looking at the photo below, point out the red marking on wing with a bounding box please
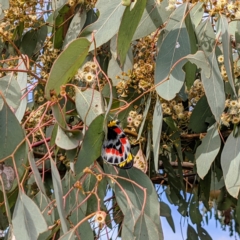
[113,127,122,134]
[120,137,127,145]
[105,147,124,157]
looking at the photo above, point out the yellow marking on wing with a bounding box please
[118,153,132,167]
[126,153,132,162]
[108,120,118,127]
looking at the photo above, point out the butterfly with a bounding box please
[101,120,133,169]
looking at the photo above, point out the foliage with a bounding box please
[0,0,240,239]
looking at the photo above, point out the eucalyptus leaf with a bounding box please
[75,87,104,126]
[45,38,90,99]
[201,51,225,122]
[62,8,87,49]
[196,123,221,179]
[80,0,125,51]
[55,125,82,150]
[50,159,68,233]
[0,96,28,193]
[20,30,38,57]
[189,96,213,133]
[187,224,198,240]
[12,192,48,240]
[155,4,191,99]
[117,0,147,64]
[15,58,28,122]
[152,97,162,172]
[75,114,104,174]
[133,0,172,40]
[0,74,21,110]
[218,15,236,96]
[221,130,240,198]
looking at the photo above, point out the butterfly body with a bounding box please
[102,120,133,169]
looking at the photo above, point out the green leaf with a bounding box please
[75,114,104,174]
[75,87,104,126]
[55,125,82,150]
[50,159,68,233]
[221,130,240,198]
[28,151,46,195]
[117,0,147,64]
[83,8,98,29]
[189,195,202,224]
[184,8,198,90]
[133,0,172,40]
[33,191,55,240]
[189,2,204,29]
[0,96,28,192]
[34,25,48,54]
[61,173,94,240]
[218,14,236,96]
[137,94,151,140]
[45,38,90,99]
[186,51,210,75]
[196,123,221,179]
[62,7,87,49]
[160,201,175,232]
[197,225,212,240]
[51,0,66,10]
[0,173,12,226]
[15,59,28,122]
[12,192,48,240]
[152,97,162,171]
[236,21,240,53]
[201,51,225,122]
[51,102,67,128]
[195,19,215,55]
[108,36,133,86]
[0,208,8,230]
[59,230,76,240]
[20,30,38,57]
[61,171,84,212]
[199,169,211,210]
[122,206,163,240]
[33,191,55,225]
[105,167,163,239]
[83,170,107,215]
[186,224,198,240]
[155,4,191,99]
[0,74,21,110]
[80,0,125,51]
[53,5,70,49]
[189,96,213,133]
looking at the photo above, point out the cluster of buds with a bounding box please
[127,111,143,132]
[165,0,177,11]
[38,39,60,80]
[75,61,98,85]
[116,32,157,97]
[26,106,50,142]
[187,79,205,107]
[161,99,190,121]
[221,99,240,127]
[116,78,131,97]
[2,0,40,41]
[218,55,240,81]
[133,149,147,173]
[34,88,45,104]
[208,0,240,19]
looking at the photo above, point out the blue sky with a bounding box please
[161,205,239,240]
[98,189,239,240]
